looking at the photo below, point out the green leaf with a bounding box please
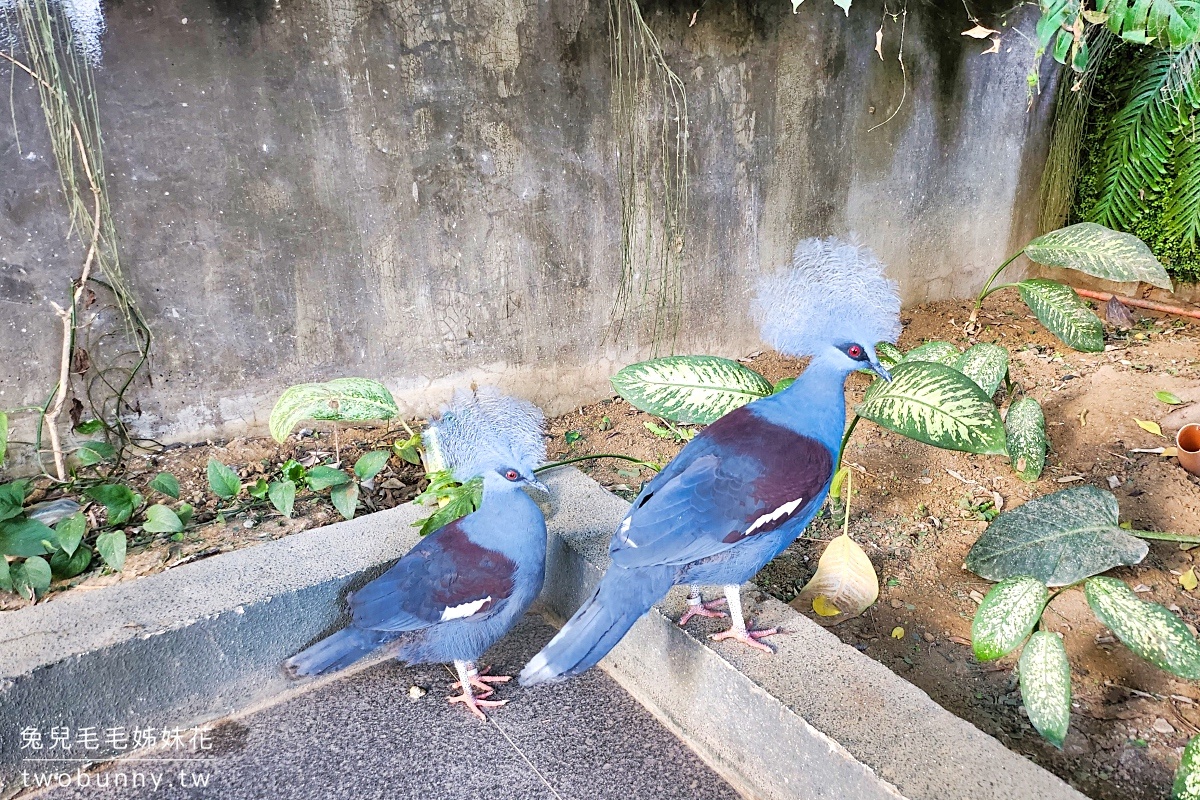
[1174,734,1200,800]
[85,484,137,527]
[354,450,391,482]
[414,478,483,536]
[331,482,359,520]
[177,503,194,527]
[854,361,1008,455]
[564,430,583,445]
[955,343,1010,397]
[206,459,241,500]
[1019,631,1072,748]
[73,419,104,435]
[249,478,269,499]
[0,554,11,591]
[1017,279,1105,352]
[1086,576,1200,679]
[76,441,116,466]
[0,480,28,523]
[771,377,796,395]
[305,465,352,491]
[966,486,1147,585]
[0,517,56,557]
[54,513,86,556]
[1024,223,1173,289]
[50,544,92,579]
[875,342,904,369]
[611,355,774,425]
[0,410,7,464]
[269,480,296,518]
[150,472,181,499]
[142,504,183,534]
[1158,390,1184,405]
[1005,398,1048,482]
[393,435,423,465]
[1097,0,1200,48]
[12,556,51,600]
[972,577,1051,661]
[903,341,961,367]
[95,530,127,572]
[268,378,399,443]
[280,459,307,484]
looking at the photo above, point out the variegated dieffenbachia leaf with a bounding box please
[955,343,1009,397]
[972,576,1050,661]
[875,341,904,369]
[966,486,1146,585]
[902,341,960,367]
[1024,223,1172,289]
[854,361,1007,455]
[1174,735,1200,800]
[1017,279,1105,353]
[1005,398,1047,482]
[1019,631,1072,748]
[269,378,399,443]
[1086,576,1200,680]
[611,356,773,425]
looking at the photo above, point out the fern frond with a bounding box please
[1088,48,1188,229]
[1164,122,1200,246]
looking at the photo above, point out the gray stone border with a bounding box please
[0,468,1085,799]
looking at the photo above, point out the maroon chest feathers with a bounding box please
[430,521,517,611]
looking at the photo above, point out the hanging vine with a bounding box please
[606,0,689,353]
[1,0,151,479]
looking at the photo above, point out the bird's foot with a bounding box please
[447,690,508,722]
[678,597,728,627]
[709,623,779,654]
[451,668,512,699]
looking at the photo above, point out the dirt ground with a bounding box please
[5,293,1200,799]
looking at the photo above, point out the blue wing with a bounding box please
[610,405,834,570]
[349,517,516,632]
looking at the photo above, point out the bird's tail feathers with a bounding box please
[520,565,674,686]
[284,627,384,678]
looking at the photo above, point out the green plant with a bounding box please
[970,223,1173,352]
[966,486,1200,746]
[611,341,1047,487]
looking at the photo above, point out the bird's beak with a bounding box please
[527,478,550,495]
[870,360,893,383]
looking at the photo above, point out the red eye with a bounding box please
[847,345,863,359]
[505,470,519,481]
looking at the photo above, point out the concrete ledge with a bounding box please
[538,468,1086,800]
[0,469,1086,800]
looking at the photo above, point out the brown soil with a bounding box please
[548,294,1200,800]
[6,294,1200,799]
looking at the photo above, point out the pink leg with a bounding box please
[707,585,779,654]
[449,661,509,721]
[678,586,728,626]
[450,664,511,699]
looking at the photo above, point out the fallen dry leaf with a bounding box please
[891,626,906,639]
[1136,418,1165,437]
[961,24,999,38]
[875,26,884,60]
[1182,568,1198,592]
[794,534,879,626]
[982,36,1001,54]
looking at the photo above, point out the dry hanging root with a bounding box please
[1,47,104,480]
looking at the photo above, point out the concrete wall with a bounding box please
[0,0,1055,444]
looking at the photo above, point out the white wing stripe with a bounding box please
[745,497,805,536]
[440,596,492,621]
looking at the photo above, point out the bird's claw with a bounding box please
[678,597,728,626]
[451,672,512,699]
[447,692,508,721]
[709,624,779,654]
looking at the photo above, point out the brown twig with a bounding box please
[1073,287,1200,321]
